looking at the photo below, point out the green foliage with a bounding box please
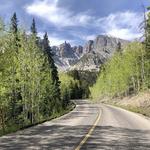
[0,13,68,135]
[59,70,97,104]
[59,73,79,107]
[145,9,150,88]
[10,12,18,34]
[31,18,37,35]
[42,32,61,98]
[91,7,150,101]
[67,70,98,98]
[114,104,150,118]
[90,42,146,100]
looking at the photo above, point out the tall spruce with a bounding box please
[42,32,62,111]
[31,18,37,36]
[0,14,72,136]
[10,12,20,48]
[43,32,60,86]
[30,18,40,46]
[9,12,21,122]
[10,12,18,34]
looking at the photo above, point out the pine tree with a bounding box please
[10,12,18,34]
[31,18,37,36]
[43,33,60,87]
[42,32,62,111]
[30,18,40,47]
[9,12,20,122]
[10,12,20,49]
[0,14,72,135]
[10,12,20,47]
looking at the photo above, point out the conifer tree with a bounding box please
[9,12,20,122]
[31,18,37,36]
[42,32,62,111]
[0,14,72,135]
[10,12,18,34]
[43,33,60,89]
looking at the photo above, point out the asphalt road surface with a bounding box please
[0,100,150,150]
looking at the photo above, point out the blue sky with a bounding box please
[0,0,149,46]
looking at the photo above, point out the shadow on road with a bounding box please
[0,124,150,150]
[81,126,150,150]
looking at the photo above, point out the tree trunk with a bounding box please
[0,107,5,133]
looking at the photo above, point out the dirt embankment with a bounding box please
[102,90,150,117]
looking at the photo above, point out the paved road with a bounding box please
[81,104,150,150]
[0,100,150,150]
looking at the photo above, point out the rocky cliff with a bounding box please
[51,35,129,71]
[72,35,128,71]
[51,42,83,70]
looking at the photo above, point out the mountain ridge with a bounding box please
[51,35,129,71]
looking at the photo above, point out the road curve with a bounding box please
[0,100,99,150]
[0,100,150,150]
[81,104,150,150]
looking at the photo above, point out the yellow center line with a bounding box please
[75,108,102,150]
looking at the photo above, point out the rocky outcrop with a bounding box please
[83,35,128,55]
[51,46,60,56]
[93,35,128,54]
[51,42,83,70]
[71,35,128,71]
[59,41,74,58]
[73,45,83,56]
[83,40,94,53]
[71,52,105,71]
[51,35,129,71]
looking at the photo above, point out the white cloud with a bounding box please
[98,11,143,40]
[25,0,144,41]
[38,32,75,46]
[47,37,65,46]
[107,28,142,40]
[25,0,93,27]
[84,34,97,41]
[70,31,97,41]
[69,11,143,41]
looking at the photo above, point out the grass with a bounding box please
[0,101,76,137]
[113,104,150,118]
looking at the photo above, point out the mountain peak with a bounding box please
[52,35,129,71]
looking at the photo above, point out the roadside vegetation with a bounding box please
[90,42,146,99]
[0,12,97,136]
[59,70,98,101]
[90,7,150,116]
[0,13,76,136]
[67,70,98,99]
[118,105,150,118]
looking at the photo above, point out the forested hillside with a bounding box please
[90,8,150,103]
[0,13,76,136]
